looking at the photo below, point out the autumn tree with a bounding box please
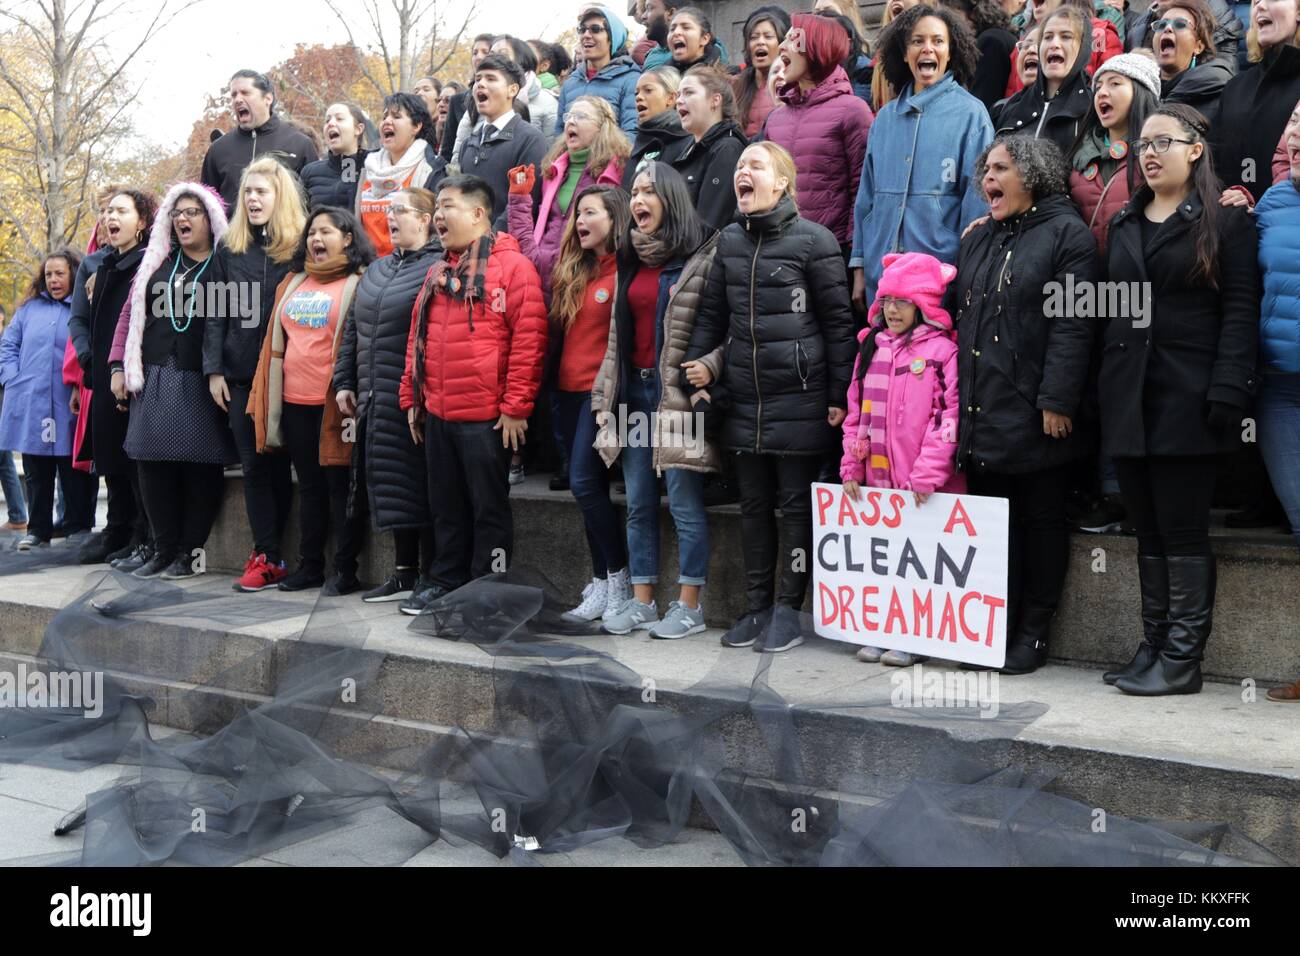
[323,0,479,99]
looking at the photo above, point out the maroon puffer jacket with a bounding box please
[763,66,873,245]
[1068,158,1134,258]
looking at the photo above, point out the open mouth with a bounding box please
[636,98,648,119]
[779,52,791,69]
[380,124,395,143]
[1289,143,1300,166]
[176,222,193,241]
[736,178,755,203]
[435,222,449,239]
[677,103,690,124]
[632,206,653,229]
[576,225,591,243]
[309,241,329,261]
[752,46,770,65]
[1159,34,1178,55]
[1097,101,1113,120]
[107,224,121,240]
[326,128,341,144]
[235,105,251,124]
[985,186,1005,212]
[1256,13,1274,31]
[566,127,581,145]
[916,57,939,77]
[1143,159,1163,177]
[671,37,688,55]
[1045,51,1066,68]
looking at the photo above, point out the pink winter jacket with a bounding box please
[508,153,623,303]
[839,323,965,495]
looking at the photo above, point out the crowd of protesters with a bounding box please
[2,0,1299,703]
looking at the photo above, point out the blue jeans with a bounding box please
[621,372,709,586]
[556,389,626,578]
[1258,374,1300,549]
[0,451,27,524]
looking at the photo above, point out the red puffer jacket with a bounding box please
[1068,158,1134,258]
[399,232,547,422]
[763,66,873,245]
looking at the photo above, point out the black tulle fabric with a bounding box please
[0,536,1284,866]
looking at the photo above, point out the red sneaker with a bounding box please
[234,553,287,592]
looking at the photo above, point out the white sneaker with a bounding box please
[565,577,608,621]
[603,568,632,621]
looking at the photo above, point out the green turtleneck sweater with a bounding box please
[558,148,589,214]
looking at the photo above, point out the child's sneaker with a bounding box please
[881,649,925,667]
[565,577,608,621]
[856,646,886,663]
[603,568,632,621]
[648,601,705,639]
[603,598,658,635]
[234,553,287,592]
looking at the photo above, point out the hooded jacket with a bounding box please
[0,292,77,456]
[1212,42,1300,204]
[333,236,442,530]
[623,111,695,188]
[951,194,1099,475]
[555,54,642,136]
[200,115,319,213]
[849,73,992,306]
[683,197,857,456]
[994,21,1094,157]
[1257,181,1300,375]
[673,120,748,233]
[399,232,548,422]
[764,65,874,245]
[1160,58,1234,129]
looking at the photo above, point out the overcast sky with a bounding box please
[127,0,632,149]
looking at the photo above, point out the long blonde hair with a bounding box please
[743,142,799,208]
[1246,14,1300,63]
[872,2,897,111]
[222,157,307,263]
[550,185,631,329]
[543,96,631,181]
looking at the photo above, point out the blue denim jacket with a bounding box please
[848,74,993,305]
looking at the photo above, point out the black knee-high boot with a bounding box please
[1115,554,1213,696]
[1104,554,1169,685]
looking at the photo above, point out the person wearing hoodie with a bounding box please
[673,66,749,231]
[201,70,319,213]
[1003,0,1121,99]
[106,182,235,579]
[634,0,680,71]
[205,157,307,592]
[994,4,1096,154]
[1068,52,1161,254]
[332,188,442,606]
[357,92,446,257]
[765,14,874,255]
[491,35,560,141]
[666,7,730,73]
[841,253,965,667]
[733,6,791,137]
[684,142,856,654]
[399,175,548,612]
[1128,0,1243,63]
[301,103,372,211]
[624,66,693,188]
[849,5,992,312]
[507,95,631,303]
[557,5,642,136]
[1156,0,1235,128]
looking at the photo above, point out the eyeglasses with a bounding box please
[1133,135,1197,154]
[170,207,206,220]
[388,203,415,216]
[1152,17,1193,31]
[566,110,599,124]
[878,297,914,310]
[578,23,607,34]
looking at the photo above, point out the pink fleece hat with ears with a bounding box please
[867,252,958,331]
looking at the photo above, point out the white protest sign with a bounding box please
[810,482,1009,668]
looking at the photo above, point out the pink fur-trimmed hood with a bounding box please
[122,182,229,393]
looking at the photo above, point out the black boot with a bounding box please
[1115,554,1213,696]
[1103,554,1168,685]
[1000,605,1054,675]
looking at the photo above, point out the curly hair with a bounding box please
[939,0,1012,36]
[109,188,160,250]
[876,5,981,94]
[975,133,1070,202]
[22,247,82,305]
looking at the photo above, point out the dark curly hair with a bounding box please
[22,247,82,305]
[109,188,160,250]
[291,206,376,274]
[876,4,981,94]
[382,91,437,148]
[975,133,1070,201]
[939,0,1012,36]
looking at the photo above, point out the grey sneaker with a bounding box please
[881,649,925,667]
[602,598,659,635]
[855,646,885,663]
[648,600,705,640]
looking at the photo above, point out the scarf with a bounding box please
[304,253,352,283]
[410,234,495,402]
[361,140,430,201]
[630,228,673,267]
[861,338,893,487]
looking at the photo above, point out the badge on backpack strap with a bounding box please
[910,358,925,376]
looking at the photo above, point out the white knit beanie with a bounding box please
[1093,52,1163,100]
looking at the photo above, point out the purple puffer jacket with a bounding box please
[763,67,874,245]
[507,153,623,305]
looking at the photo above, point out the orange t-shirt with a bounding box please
[280,275,345,405]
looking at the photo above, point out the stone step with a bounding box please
[0,564,1295,863]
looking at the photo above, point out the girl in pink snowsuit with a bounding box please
[840,251,964,666]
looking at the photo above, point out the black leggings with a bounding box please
[228,383,293,562]
[734,452,823,613]
[966,464,1072,638]
[281,402,357,575]
[1114,456,1216,557]
[137,460,225,561]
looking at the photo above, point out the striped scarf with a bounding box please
[862,340,893,487]
[410,234,493,403]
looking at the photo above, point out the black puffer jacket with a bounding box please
[1160,58,1234,129]
[672,120,748,233]
[623,112,695,189]
[1211,43,1300,204]
[1099,195,1259,458]
[202,229,294,384]
[952,194,1099,475]
[684,196,856,455]
[301,149,370,211]
[333,236,441,530]
[992,22,1093,157]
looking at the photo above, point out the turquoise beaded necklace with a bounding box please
[168,250,213,333]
